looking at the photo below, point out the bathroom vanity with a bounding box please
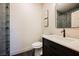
[42,35,79,56]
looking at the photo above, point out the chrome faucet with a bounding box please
[61,28,66,37]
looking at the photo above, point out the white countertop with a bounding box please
[42,34,79,52]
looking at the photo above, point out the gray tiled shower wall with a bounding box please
[0,3,10,56]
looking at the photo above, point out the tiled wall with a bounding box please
[5,3,10,56]
[0,3,10,56]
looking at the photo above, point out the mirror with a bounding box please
[56,3,79,28]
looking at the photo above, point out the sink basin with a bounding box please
[43,34,77,43]
[55,36,76,43]
[65,38,74,41]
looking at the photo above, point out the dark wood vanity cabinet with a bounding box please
[43,38,79,56]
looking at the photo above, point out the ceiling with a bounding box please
[56,3,79,13]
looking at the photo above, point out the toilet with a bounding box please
[32,42,42,56]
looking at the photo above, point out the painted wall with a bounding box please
[10,3,43,55]
[71,10,79,27]
[43,3,79,39]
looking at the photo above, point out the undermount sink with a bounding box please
[63,37,78,42]
[55,36,77,43]
[43,34,77,43]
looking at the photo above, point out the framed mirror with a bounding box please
[55,3,79,28]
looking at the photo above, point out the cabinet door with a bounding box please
[43,38,63,56]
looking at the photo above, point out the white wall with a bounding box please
[71,10,79,27]
[42,4,56,35]
[43,3,79,39]
[10,3,43,55]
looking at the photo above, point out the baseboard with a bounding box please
[12,49,34,56]
[10,48,33,56]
